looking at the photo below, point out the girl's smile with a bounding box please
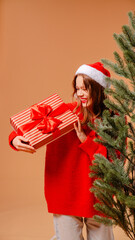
[80,98,87,103]
[76,75,90,107]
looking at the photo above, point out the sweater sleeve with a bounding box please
[8,131,18,151]
[79,130,107,161]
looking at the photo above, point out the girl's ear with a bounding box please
[74,93,78,99]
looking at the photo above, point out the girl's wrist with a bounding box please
[79,133,87,143]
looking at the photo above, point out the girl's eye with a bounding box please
[76,88,87,91]
[82,88,87,91]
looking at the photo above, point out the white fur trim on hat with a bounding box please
[75,64,109,88]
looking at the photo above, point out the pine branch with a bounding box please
[122,25,135,47]
[128,12,135,30]
[113,51,125,68]
[126,156,134,175]
[127,63,135,90]
[124,50,135,64]
[88,12,135,238]
[104,99,126,114]
[106,78,135,102]
[128,122,135,139]
[113,33,132,52]
[101,58,130,78]
[93,215,114,226]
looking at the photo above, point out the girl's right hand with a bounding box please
[12,136,36,153]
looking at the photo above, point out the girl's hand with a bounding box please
[74,118,87,143]
[12,136,36,153]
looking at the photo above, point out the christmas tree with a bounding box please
[89,12,135,240]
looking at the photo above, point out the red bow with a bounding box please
[17,103,69,136]
[31,104,62,133]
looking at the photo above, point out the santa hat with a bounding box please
[75,62,111,88]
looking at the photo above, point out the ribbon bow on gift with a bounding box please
[31,104,62,133]
[17,103,69,136]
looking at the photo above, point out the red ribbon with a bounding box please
[17,103,69,136]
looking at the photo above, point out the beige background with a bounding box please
[1,0,135,239]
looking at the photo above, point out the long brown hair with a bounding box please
[72,74,107,124]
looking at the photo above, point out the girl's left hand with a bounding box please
[74,117,87,143]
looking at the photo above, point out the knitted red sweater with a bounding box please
[9,102,107,218]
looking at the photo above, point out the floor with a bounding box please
[0,205,54,240]
[0,205,129,240]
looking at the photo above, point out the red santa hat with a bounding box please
[75,62,111,88]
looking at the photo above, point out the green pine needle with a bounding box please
[88,11,135,239]
[122,25,135,47]
[128,12,135,30]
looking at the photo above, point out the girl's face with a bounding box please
[76,75,90,107]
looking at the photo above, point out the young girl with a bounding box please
[9,62,114,240]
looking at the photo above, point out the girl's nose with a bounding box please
[77,89,83,96]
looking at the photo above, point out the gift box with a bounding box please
[10,94,78,149]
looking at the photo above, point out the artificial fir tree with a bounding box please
[89,12,135,240]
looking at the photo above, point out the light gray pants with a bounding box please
[52,214,114,240]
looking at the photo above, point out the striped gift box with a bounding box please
[10,94,78,149]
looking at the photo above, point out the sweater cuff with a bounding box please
[8,131,18,151]
[79,131,98,158]
[79,130,107,160]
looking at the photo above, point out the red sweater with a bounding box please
[9,102,107,218]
